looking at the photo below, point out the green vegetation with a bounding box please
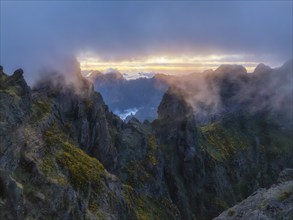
[227,208,236,216]
[244,114,293,155]
[119,134,162,190]
[41,124,178,219]
[32,98,52,121]
[278,190,292,201]
[0,86,19,97]
[40,155,55,176]
[83,98,94,109]
[123,160,151,188]
[147,135,158,166]
[56,143,106,190]
[123,186,179,220]
[267,128,292,155]
[215,197,230,210]
[43,125,106,192]
[199,122,248,161]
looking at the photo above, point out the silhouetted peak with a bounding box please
[6,68,27,86]
[202,69,214,74]
[153,73,175,85]
[215,64,247,75]
[83,70,103,82]
[0,65,8,79]
[127,117,141,126]
[253,63,272,74]
[13,68,24,77]
[153,73,169,79]
[157,86,193,120]
[103,68,124,79]
[278,59,293,72]
[105,72,124,80]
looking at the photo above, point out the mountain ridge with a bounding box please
[0,62,292,219]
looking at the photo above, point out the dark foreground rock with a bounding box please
[0,62,292,219]
[214,170,293,220]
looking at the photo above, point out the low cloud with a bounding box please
[163,60,292,123]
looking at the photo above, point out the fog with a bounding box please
[1,1,292,84]
[164,60,293,124]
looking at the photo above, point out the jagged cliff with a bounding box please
[0,67,177,219]
[215,169,293,220]
[0,62,292,220]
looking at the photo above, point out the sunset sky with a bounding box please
[0,1,292,82]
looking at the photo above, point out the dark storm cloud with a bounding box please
[0,1,292,83]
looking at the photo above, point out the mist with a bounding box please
[1,1,292,84]
[163,60,293,125]
[1,1,292,123]
[31,56,93,97]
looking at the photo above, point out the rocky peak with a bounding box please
[0,65,8,86]
[6,69,28,89]
[104,67,124,78]
[214,168,293,220]
[215,64,247,75]
[278,168,293,183]
[280,59,292,69]
[0,67,31,95]
[83,70,103,82]
[0,67,31,134]
[157,86,193,121]
[0,65,4,75]
[253,63,272,74]
[1,61,292,220]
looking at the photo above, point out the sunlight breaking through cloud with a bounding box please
[77,53,260,78]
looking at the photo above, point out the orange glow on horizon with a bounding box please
[77,54,259,76]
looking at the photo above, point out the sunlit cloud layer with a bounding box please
[1,1,291,83]
[77,53,260,77]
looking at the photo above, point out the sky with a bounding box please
[0,1,292,83]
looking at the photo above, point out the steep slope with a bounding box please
[214,169,293,220]
[0,67,177,220]
[0,61,292,220]
[152,82,292,219]
[91,71,168,122]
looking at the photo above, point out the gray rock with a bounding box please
[278,168,293,183]
[214,180,293,220]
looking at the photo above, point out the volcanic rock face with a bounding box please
[0,68,31,131]
[0,68,177,220]
[152,62,293,219]
[214,170,293,220]
[0,62,292,220]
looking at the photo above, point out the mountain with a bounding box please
[0,66,178,219]
[0,61,292,220]
[153,83,292,219]
[214,168,293,220]
[88,70,169,122]
[88,60,292,125]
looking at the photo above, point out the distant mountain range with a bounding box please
[84,70,169,122]
[0,60,292,219]
[84,60,292,126]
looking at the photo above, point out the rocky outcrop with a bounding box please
[0,61,292,220]
[0,68,31,131]
[278,168,293,183]
[0,67,177,219]
[253,63,272,75]
[214,169,293,220]
[152,81,293,219]
[157,86,194,121]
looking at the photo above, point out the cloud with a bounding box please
[0,1,292,84]
[164,60,292,124]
